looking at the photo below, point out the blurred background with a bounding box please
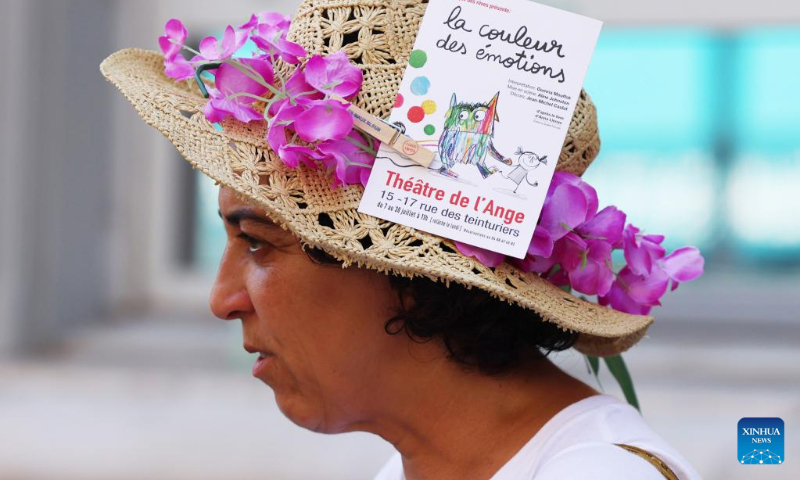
[1,0,799,478]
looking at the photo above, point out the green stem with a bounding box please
[194,62,221,98]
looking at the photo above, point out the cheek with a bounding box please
[246,260,401,430]
[247,256,397,394]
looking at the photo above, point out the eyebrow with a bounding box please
[218,208,280,229]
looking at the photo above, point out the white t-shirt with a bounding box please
[374,394,700,480]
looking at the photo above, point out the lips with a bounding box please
[252,352,273,378]
[245,342,275,378]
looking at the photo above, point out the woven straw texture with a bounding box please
[99,0,653,357]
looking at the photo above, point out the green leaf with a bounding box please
[584,355,603,391]
[604,355,640,412]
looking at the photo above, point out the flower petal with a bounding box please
[599,279,653,315]
[540,184,588,241]
[252,24,306,64]
[546,171,598,221]
[163,55,195,81]
[316,131,377,186]
[165,18,187,43]
[619,266,669,306]
[160,19,188,61]
[568,240,614,296]
[527,225,554,257]
[199,35,220,60]
[576,206,626,246]
[293,100,353,142]
[267,103,305,154]
[454,242,505,268]
[303,51,363,98]
[554,232,587,272]
[215,58,273,102]
[511,254,558,274]
[623,224,651,276]
[278,144,324,169]
[660,246,705,283]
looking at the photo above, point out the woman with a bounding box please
[212,187,696,479]
[100,0,703,477]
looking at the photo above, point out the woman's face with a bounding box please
[210,187,408,433]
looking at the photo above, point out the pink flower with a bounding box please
[512,226,555,273]
[204,87,263,123]
[159,19,186,60]
[547,171,599,221]
[217,58,274,97]
[158,19,195,81]
[454,242,505,268]
[536,172,599,256]
[359,167,372,188]
[565,239,614,297]
[292,99,353,142]
[267,69,324,116]
[598,244,704,313]
[203,58,273,123]
[576,206,626,247]
[623,224,666,276]
[554,232,588,272]
[303,51,363,99]
[278,144,325,169]
[512,253,558,275]
[599,266,669,315]
[198,25,250,61]
[251,23,306,64]
[660,246,705,291]
[240,11,291,33]
[316,131,377,187]
[267,103,305,166]
[527,225,554,258]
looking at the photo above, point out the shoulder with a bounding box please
[533,442,669,480]
[508,395,700,479]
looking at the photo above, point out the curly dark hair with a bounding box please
[304,246,578,375]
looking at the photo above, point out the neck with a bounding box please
[356,351,598,480]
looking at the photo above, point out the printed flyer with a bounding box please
[358,0,602,258]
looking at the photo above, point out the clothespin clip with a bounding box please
[330,94,435,168]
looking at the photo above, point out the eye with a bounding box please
[458,110,469,121]
[473,110,486,122]
[238,233,266,253]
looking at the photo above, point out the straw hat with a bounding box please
[99,0,653,357]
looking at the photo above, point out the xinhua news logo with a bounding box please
[738,417,784,465]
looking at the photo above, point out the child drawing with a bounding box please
[502,147,547,193]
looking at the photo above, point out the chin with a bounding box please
[274,391,328,433]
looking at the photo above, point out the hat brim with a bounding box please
[100,48,653,357]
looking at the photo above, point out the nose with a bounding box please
[209,247,254,321]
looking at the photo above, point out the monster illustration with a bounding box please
[435,92,513,179]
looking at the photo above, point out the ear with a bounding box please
[488,92,500,121]
[450,93,457,108]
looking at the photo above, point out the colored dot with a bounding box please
[395,93,404,108]
[421,99,437,114]
[407,106,425,123]
[409,50,428,68]
[410,76,430,95]
[424,124,436,135]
